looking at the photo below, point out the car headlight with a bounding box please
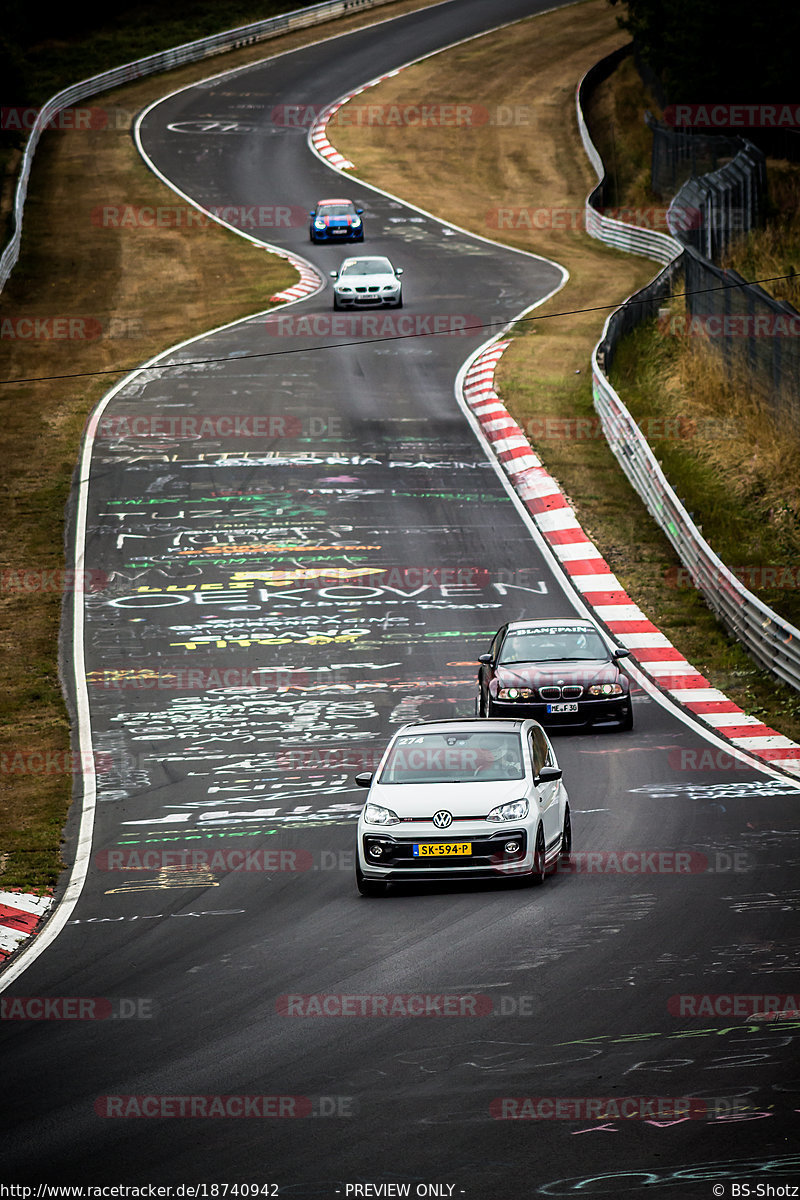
[363,803,400,826]
[486,798,529,822]
[588,683,624,696]
[314,219,326,229]
[382,284,398,291]
[337,285,353,293]
[497,687,533,700]
[350,216,361,227]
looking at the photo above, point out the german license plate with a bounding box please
[413,843,472,857]
[547,702,579,714]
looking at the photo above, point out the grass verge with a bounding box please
[722,161,800,309]
[330,0,800,743]
[0,0,442,895]
[590,52,800,630]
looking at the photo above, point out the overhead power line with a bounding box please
[0,273,795,386]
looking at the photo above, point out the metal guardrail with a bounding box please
[646,112,745,200]
[666,136,766,260]
[576,47,682,266]
[0,0,395,294]
[664,139,799,431]
[575,50,800,693]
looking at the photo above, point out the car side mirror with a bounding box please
[613,648,631,659]
[478,653,493,665]
[356,208,364,214]
[536,766,562,784]
[329,270,339,278]
[309,211,315,217]
[395,267,404,275]
[355,772,373,788]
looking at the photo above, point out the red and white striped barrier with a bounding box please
[307,70,402,172]
[462,341,800,778]
[310,101,356,170]
[269,254,324,302]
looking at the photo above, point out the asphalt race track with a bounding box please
[2,2,800,1195]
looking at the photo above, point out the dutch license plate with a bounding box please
[547,702,579,714]
[413,843,472,857]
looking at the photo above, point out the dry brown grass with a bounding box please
[670,352,800,520]
[611,287,800,612]
[722,160,800,309]
[583,54,662,209]
[332,0,654,394]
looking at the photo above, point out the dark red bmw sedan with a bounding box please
[478,617,634,730]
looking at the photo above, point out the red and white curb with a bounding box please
[310,102,355,170]
[308,71,402,171]
[0,889,54,962]
[269,253,324,303]
[463,341,800,779]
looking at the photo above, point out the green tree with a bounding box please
[610,0,800,101]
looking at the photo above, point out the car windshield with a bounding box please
[499,627,608,664]
[319,204,353,216]
[379,731,524,784]
[341,258,391,275]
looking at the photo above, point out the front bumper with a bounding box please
[358,829,530,881]
[334,291,399,307]
[310,225,362,242]
[489,695,631,727]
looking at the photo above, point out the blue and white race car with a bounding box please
[309,198,364,243]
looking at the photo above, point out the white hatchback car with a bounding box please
[330,256,403,309]
[354,719,571,896]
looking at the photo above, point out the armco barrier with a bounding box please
[666,137,766,260]
[0,0,395,295]
[576,46,681,266]
[576,49,800,693]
